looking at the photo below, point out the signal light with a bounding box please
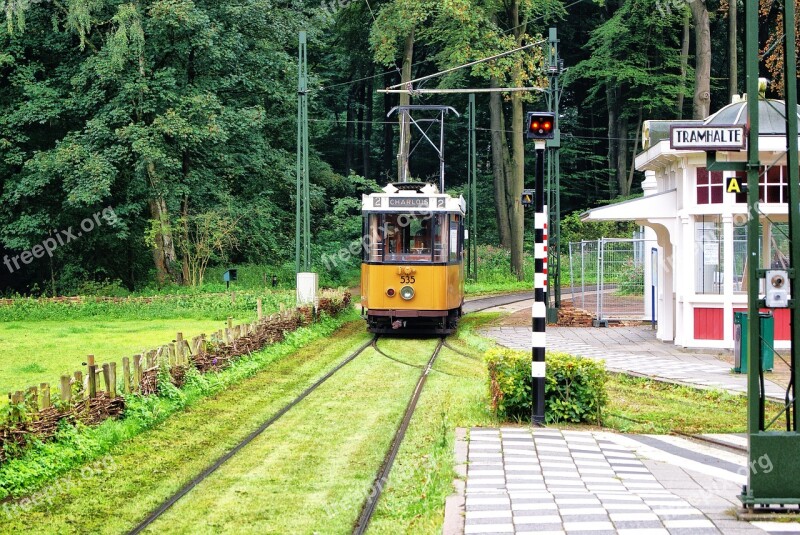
[526,112,555,140]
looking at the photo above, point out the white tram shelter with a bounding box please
[583,94,800,349]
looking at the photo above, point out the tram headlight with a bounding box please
[400,286,415,301]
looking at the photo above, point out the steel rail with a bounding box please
[128,335,377,535]
[352,338,445,534]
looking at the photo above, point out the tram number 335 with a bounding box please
[400,275,416,284]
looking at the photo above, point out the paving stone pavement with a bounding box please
[480,325,786,400]
[456,428,799,535]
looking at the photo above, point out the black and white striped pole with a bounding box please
[526,112,555,425]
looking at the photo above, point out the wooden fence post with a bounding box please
[87,355,97,399]
[60,375,71,404]
[257,298,263,321]
[122,357,131,394]
[109,362,117,399]
[102,364,111,395]
[133,354,142,392]
[176,333,185,364]
[40,383,50,410]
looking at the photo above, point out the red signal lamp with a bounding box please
[526,112,556,140]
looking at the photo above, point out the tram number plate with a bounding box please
[400,275,416,284]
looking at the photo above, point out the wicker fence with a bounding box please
[0,292,351,462]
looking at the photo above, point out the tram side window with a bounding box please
[449,215,461,262]
[433,214,448,262]
[367,214,383,262]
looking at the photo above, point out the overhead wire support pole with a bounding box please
[782,0,800,434]
[296,31,311,273]
[546,27,564,319]
[469,93,478,281]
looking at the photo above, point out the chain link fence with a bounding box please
[568,237,657,322]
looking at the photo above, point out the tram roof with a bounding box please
[362,183,466,213]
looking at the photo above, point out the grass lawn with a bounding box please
[1,321,373,534]
[604,372,785,434]
[0,318,249,398]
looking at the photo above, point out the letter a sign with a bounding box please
[726,176,748,194]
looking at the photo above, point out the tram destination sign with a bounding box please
[669,124,747,151]
[372,197,431,208]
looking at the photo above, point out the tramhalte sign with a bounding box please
[670,124,747,151]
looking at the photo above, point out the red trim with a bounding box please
[694,308,724,340]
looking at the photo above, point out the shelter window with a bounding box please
[695,216,723,294]
[696,167,724,205]
[732,166,789,204]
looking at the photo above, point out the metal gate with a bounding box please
[568,237,656,322]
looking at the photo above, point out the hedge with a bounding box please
[485,347,608,424]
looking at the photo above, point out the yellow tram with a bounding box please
[361,182,465,334]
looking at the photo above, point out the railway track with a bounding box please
[128,335,378,535]
[128,333,456,534]
[352,337,445,535]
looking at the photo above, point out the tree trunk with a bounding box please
[616,115,629,196]
[345,86,355,174]
[691,0,712,119]
[357,81,365,174]
[509,92,525,279]
[397,30,414,182]
[181,192,190,285]
[148,197,177,285]
[145,157,178,286]
[678,11,690,118]
[627,105,643,195]
[489,78,512,248]
[728,0,738,100]
[607,83,620,198]
[508,0,526,279]
[383,71,395,183]
[363,73,373,179]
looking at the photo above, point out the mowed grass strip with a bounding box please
[604,373,785,434]
[0,318,247,399]
[366,340,494,534]
[145,337,441,534]
[1,322,372,535]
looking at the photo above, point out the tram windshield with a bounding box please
[366,213,457,263]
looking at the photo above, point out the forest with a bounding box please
[0,0,795,295]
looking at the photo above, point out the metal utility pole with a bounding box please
[545,28,565,321]
[737,0,800,508]
[296,31,311,273]
[467,94,479,280]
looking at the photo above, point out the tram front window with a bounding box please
[367,213,449,263]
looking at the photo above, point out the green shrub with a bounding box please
[485,347,608,424]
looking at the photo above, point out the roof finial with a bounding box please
[758,78,768,98]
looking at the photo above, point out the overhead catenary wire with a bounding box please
[316,0,590,94]
[385,40,547,90]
